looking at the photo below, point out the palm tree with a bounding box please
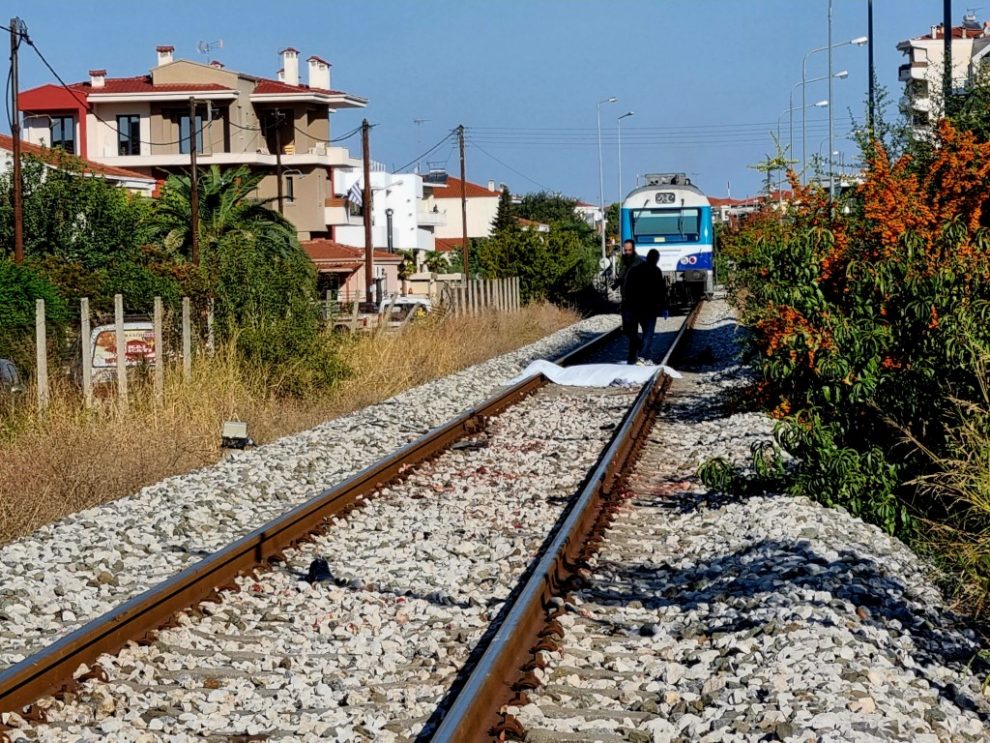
[152,165,298,263]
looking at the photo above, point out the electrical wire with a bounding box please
[393,130,455,173]
[468,141,549,191]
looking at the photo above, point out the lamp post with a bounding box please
[385,207,394,253]
[789,71,846,159]
[802,35,868,183]
[596,96,618,259]
[616,111,634,207]
[779,99,830,152]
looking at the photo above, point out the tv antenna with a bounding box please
[413,118,430,173]
[196,39,224,61]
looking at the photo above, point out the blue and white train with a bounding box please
[619,173,715,303]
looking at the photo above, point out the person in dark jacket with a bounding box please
[622,248,668,364]
[614,240,644,364]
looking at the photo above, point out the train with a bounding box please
[619,173,715,304]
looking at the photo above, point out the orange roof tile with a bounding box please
[301,239,401,265]
[431,176,498,200]
[0,133,154,182]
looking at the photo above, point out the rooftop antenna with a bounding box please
[413,118,430,173]
[196,39,224,63]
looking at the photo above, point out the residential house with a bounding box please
[300,239,401,302]
[0,133,156,195]
[898,14,990,134]
[18,45,366,241]
[574,200,604,230]
[427,173,501,249]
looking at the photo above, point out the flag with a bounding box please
[348,180,363,207]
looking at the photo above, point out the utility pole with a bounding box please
[273,110,284,214]
[944,0,953,115]
[868,0,875,133]
[457,125,468,279]
[10,18,24,264]
[188,97,200,265]
[827,0,834,204]
[362,118,374,304]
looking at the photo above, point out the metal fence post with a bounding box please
[80,297,92,408]
[114,293,128,413]
[35,299,48,411]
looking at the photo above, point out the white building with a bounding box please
[898,14,990,134]
[333,168,447,259]
[574,200,604,230]
[429,174,501,248]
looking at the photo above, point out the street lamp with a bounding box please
[802,34,867,182]
[789,70,846,159]
[596,96,618,259]
[385,207,395,253]
[616,111,634,207]
[778,99,830,153]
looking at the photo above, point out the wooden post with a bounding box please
[498,278,505,313]
[80,297,92,408]
[35,299,48,411]
[325,289,332,324]
[182,297,192,381]
[514,277,520,310]
[153,296,164,405]
[114,293,128,413]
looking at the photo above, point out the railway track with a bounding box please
[0,311,697,742]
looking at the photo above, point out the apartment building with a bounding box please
[427,174,501,249]
[18,45,367,240]
[898,14,990,133]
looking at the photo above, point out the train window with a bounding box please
[630,208,701,240]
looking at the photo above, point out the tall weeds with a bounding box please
[0,304,577,544]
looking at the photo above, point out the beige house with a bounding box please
[19,46,366,241]
[429,175,501,248]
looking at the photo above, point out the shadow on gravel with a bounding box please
[583,538,990,722]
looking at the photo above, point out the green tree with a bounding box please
[152,165,298,263]
[491,185,516,234]
[0,258,68,370]
[515,191,581,225]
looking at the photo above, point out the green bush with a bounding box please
[0,258,68,371]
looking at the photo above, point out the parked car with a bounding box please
[0,358,24,394]
[332,296,432,333]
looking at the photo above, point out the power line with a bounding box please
[468,141,549,191]
[393,130,455,173]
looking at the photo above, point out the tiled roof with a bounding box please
[301,239,401,265]
[253,78,345,97]
[434,237,465,252]
[0,133,154,182]
[431,176,498,200]
[69,76,232,95]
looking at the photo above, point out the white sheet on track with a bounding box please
[505,360,681,387]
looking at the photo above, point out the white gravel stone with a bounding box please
[0,315,626,671]
[512,298,990,743]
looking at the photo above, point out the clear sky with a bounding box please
[6,1,957,200]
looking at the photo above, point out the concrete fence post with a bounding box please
[206,298,215,357]
[80,297,93,408]
[114,293,128,413]
[325,289,333,324]
[153,296,164,405]
[182,297,192,381]
[35,299,49,412]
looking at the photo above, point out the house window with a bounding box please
[50,115,76,153]
[178,114,204,154]
[285,176,294,202]
[117,114,141,156]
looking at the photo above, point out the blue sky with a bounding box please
[8,1,953,200]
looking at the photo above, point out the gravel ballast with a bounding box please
[513,299,990,743]
[0,315,629,671]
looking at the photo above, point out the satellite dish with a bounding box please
[196,41,208,53]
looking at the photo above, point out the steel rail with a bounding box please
[0,323,622,719]
[430,302,703,742]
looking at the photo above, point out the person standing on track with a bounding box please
[614,239,644,365]
[622,248,668,365]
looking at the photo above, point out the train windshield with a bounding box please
[630,208,701,241]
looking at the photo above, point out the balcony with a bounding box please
[417,207,447,227]
[97,145,356,170]
[324,197,350,226]
[898,61,929,82]
[899,94,931,113]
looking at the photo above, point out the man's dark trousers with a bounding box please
[639,314,657,360]
[622,309,640,364]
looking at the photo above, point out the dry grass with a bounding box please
[0,304,578,544]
